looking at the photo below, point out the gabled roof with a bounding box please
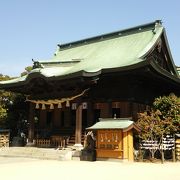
[0,20,179,89]
[36,20,164,76]
[86,118,140,132]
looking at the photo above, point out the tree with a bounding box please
[137,110,164,159]
[153,94,180,133]
[0,74,28,137]
[5,94,28,137]
[137,94,180,160]
[0,74,12,127]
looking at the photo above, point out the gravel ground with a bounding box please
[0,157,180,180]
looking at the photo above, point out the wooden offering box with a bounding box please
[97,129,123,159]
[87,118,140,161]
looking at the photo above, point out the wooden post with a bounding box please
[75,104,83,147]
[128,130,134,161]
[64,107,71,127]
[39,109,47,128]
[172,135,176,162]
[101,103,110,118]
[172,149,176,162]
[87,102,94,127]
[53,107,61,128]
[123,130,134,161]
[108,102,112,118]
[123,131,128,159]
[139,148,143,162]
[161,149,164,164]
[28,103,35,143]
[161,134,164,164]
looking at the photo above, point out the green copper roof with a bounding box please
[0,76,27,84]
[41,22,163,77]
[1,20,178,87]
[86,118,139,131]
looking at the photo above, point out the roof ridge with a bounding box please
[57,20,162,51]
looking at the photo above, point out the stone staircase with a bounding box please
[0,147,76,161]
[68,134,85,146]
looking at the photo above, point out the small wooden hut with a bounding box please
[87,118,140,161]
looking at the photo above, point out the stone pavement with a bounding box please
[0,156,180,180]
[0,147,74,160]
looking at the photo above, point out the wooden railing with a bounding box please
[35,135,70,148]
[36,139,51,148]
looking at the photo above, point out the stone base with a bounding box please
[59,150,72,161]
[25,140,36,147]
[25,143,35,147]
[72,150,81,157]
[73,144,83,150]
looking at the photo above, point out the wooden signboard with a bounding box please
[96,130,123,159]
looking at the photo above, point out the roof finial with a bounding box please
[32,59,43,69]
[152,20,162,34]
[155,20,162,25]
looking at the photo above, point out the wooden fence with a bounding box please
[0,130,10,147]
[35,136,70,148]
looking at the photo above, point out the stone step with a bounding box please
[68,135,85,145]
[0,147,74,160]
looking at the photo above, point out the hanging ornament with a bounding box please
[42,104,46,110]
[58,102,62,108]
[66,100,70,107]
[50,104,54,109]
[35,103,40,109]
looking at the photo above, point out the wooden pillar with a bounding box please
[108,102,112,118]
[100,103,110,118]
[87,102,94,127]
[75,104,82,146]
[39,109,47,128]
[53,107,61,128]
[64,108,71,127]
[28,103,35,143]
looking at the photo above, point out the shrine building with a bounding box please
[0,20,180,158]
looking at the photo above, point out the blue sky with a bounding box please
[0,0,179,76]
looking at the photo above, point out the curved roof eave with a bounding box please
[100,60,149,74]
[0,60,149,90]
[149,60,180,84]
